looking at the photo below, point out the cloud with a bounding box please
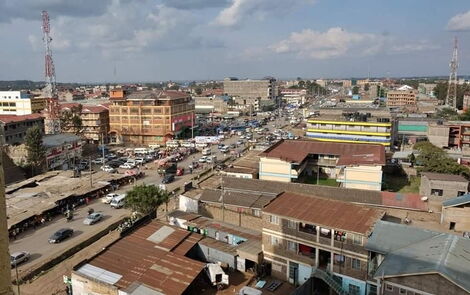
[161,0,230,10]
[269,27,379,59]
[0,0,113,23]
[390,41,439,53]
[213,0,314,27]
[447,10,470,31]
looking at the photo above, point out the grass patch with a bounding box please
[303,175,338,187]
[383,174,420,193]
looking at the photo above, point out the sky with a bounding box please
[1,0,470,83]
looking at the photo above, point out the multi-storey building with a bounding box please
[44,134,82,170]
[0,114,44,145]
[427,121,470,153]
[223,77,276,111]
[280,88,307,106]
[0,91,46,115]
[109,90,194,145]
[259,140,385,191]
[306,113,394,147]
[386,87,418,110]
[61,103,110,143]
[262,192,385,294]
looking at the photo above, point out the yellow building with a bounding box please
[0,91,46,115]
[306,116,393,146]
[259,140,385,191]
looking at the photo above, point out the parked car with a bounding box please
[134,157,145,164]
[83,213,104,225]
[92,158,105,164]
[100,165,116,173]
[119,163,135,169]
[176,168,185,176]
[161,174,175,184]
[199,156,208,163]
[10,251,30,268]
[105,153,117,159]
[48,228,73,243]
[189,162,199,170]
[110,194,126,209]
[103,193,119,204]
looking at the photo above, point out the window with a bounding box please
[399,288,406,294]
[252,209,261,217]
[430,189,443,196]
[287,240,297,252]
[270,235,280,246]
[458,191,466,196]
[351,258,361,270]
[352,234,363,245]
[287,220,297,229]
[269,215,279,225]
[348,284,360,295]
[385,283,394,291]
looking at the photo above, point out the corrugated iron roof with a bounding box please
[263,192,384,235]
[0,113,43,124]
[421,172,468,182]
[200,189,277,209]
[83,221,204,294]
[442,194,470,208]
[260,139,385,166]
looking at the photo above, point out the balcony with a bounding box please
[298,244,316,260]
[299,223,317,235]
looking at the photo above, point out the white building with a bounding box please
[0,91,46,115]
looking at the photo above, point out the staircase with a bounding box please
[312,268,348,295]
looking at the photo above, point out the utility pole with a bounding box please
[222,177,225,222]
[446,37,459,109]
[89,156,93,188]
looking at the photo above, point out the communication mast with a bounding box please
[42,10,60,134]
[446,37,458,109]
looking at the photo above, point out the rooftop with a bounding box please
[0,113,43,124]
[421,172,468,182]
[75,221,205,295]
[264,192,385,235]
[125,90,190,101]
[199,189,277,209]
[368,221,470,293]
[260,139,385,166]
[43,133,81,147]
[442,194,470,208]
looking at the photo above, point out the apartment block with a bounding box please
[0,114,44,145]
[386,88,418,110]
[0,91,46,115]
[61,103,110,143]
[109,90,194,145]
[280,88,307,106]
[223,77,276,111]
[258,140,385,191]
[262,192,385,294]
[306,113,394,147]
[427,121,470,152]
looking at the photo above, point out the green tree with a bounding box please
[364,83,370,91]
[60,105,83,135]
[433,82,448,102]
[195,87,203,95]
[414,141,469,177]
[124,184,170,215]
[352,86,359,95]
[434,107,459,120]
[24,125,46,175]
[460,109,470,121]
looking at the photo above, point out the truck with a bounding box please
[157,162,177,176]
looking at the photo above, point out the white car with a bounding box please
[10,251,30,268]
[199,156,208,163]
[92,158,105,164]
[103,193,119,204]
[100,165,116,173]
[119,163,135,169]
[134,158,145,164]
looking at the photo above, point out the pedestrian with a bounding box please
[11,229,16,240]
[85,197,89,205]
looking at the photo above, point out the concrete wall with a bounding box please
[419,176,468,201]
[71,272,119,295]
[337,165,382,191]
[441,205,470,232]
[384,273,468,295]
[199,203,263,232]
[427,125,450,148]
[259,157,293,182]
[196,244,237,269]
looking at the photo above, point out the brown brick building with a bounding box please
[386,89,418,110]
[108,90,194,145]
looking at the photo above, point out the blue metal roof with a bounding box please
[442,194,470,208]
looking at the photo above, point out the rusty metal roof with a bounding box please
[421,172,468,182]
[200,189,277,209]
[84,221,204,294]
[263,192,385,235]
[260,139,385,166]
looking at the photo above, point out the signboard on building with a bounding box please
[194,136,220,144]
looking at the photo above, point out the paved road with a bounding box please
[10,200,129,277]
[8,116,294,279]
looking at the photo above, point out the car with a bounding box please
[92,158,105,164]
[119,163,135,169]
[206,156,215,163]
[10,251,30,268]
[107,161,121,168]
[188,162,199,170]
[144,154,154,161]
[134,157,145,164]
[49,228,74,243]
[83,213,104,225]
[176,168,185,176]
[103,193,119,204]
[199,156,208,163]
[105,153,117,159]
[161,174,175,184]
[100,165,116,173]
[236,140,243,146]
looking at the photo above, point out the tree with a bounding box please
[433,83,447,102]
[124,184,170,215]
[414,141,469,177]
[364,83,370,91]
[60,105,83,135]
[24,125,46,175]
[195,87,203,95]
[460,109,470,121]
[434,107,459,120]
[352,86,359,95]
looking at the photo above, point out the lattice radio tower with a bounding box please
[446,37,458,109]
[42,11,61,134]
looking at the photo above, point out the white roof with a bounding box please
[76,264,122,285]
[397,85,413,91]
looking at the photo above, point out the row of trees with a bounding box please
[125,184,170,216]
[433,82,470,109]
[413,141,470,177]
[289,79,327,95]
